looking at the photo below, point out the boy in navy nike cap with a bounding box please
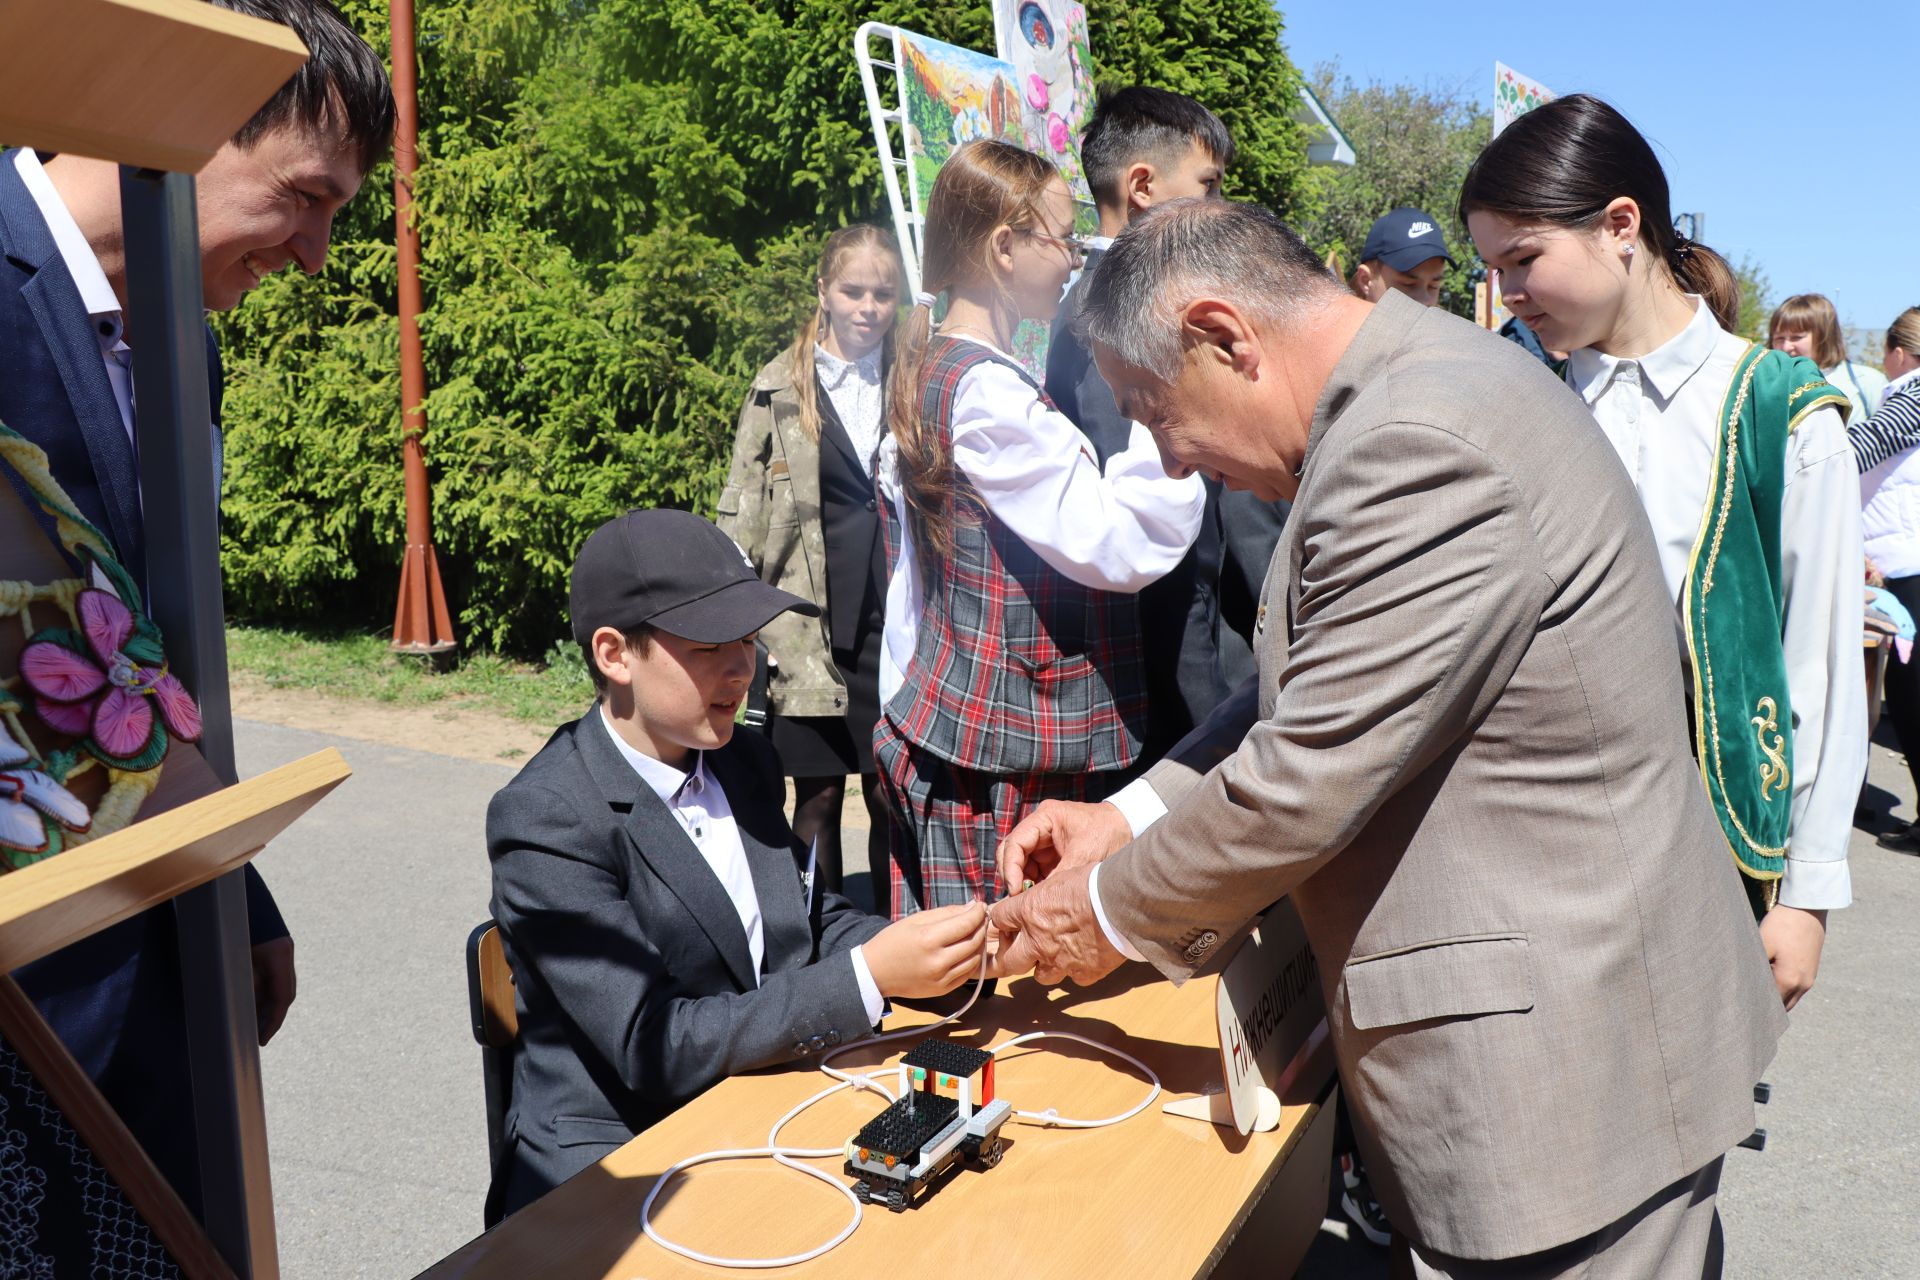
[1350,207,1455,308]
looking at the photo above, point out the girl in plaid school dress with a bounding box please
[871,140,1204,917]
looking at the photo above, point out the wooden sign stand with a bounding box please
[1163,900,1327,1135]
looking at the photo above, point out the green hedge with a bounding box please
[214,0,1310,655]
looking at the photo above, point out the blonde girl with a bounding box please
[719,225,905,897]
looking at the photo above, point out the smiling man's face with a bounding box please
[194,120,365,311]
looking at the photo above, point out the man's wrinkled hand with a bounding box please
[987,864,1124,987]
[996,799,1132,894]
[252,936,296,1047]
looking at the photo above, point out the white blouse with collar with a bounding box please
[814,343,886,470]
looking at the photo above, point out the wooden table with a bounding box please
[422,968,1338,1279]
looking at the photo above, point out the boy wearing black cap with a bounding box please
[1350,206,1455,308]
[484,509,990,1220]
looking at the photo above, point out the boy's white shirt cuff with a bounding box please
[1106,780,1168,838]
[1087,863,1146,962]
[850,946,886,1024]
[1776,855,1852,911]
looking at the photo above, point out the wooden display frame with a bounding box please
[0,750,351,971]
[0,751,349,1279]
[0,0,310,173]
[0,1,317,1272]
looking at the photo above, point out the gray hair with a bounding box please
[1077,199,1342,382]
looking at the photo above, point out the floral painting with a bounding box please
[995,0,1098,233]
[1493,62,1553,138]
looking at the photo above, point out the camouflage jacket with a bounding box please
[715,355,847,719]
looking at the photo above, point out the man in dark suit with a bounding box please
[1048,86,1286,756]
[486,510,990,1220]
[0,0,394,1214]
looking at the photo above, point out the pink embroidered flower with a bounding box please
[20,588,201,767]
[1026,73,1049,112]
[0,720,89,858]
[1047,112,1070,154]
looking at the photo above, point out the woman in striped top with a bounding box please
[1849,308,1920,472]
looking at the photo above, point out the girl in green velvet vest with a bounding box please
[1460,94,1863,1014]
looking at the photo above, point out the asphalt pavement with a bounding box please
[239,718,1920,1278]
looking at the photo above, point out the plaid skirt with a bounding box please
[873,714,1120,917]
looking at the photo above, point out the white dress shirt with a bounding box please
[598,708,884,1019]
[14,149,136,446]
[814,342,886,470]
[874,334,1206,705]
[1565,299,1861,909]
[1089,298,1862,958]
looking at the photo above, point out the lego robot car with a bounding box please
[844,1040,1011,1211]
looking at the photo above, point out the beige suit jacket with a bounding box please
[1099,291,1785,1260]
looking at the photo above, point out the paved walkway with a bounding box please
[237,719,1919,1277]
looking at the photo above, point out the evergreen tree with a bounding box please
[1291,67,1490,320]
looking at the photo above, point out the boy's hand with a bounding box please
[863,902,989,999]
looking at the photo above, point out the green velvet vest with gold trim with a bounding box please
[1682,346,1848,891]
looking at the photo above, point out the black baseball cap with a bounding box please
[568,509,818,647]
[1360,208,1455,272]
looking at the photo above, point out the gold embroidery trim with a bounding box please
[1786,391,1848,434]
[1686,346,1788,866]
[1752,696,1789,800]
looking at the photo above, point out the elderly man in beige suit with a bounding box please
[991,200,1785,1278]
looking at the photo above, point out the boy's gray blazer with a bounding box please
[485,711,887,1217]
[1098,292,1786,1260]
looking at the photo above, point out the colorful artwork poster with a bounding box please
[994,0,1098,232]
[1492,61,1553,138]
[898,33,1026,220]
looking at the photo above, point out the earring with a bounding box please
[1623,243,1636,268]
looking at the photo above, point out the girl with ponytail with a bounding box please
[871,139,1204,916]
[1462,93,1863,1010]
[718,224,903,896]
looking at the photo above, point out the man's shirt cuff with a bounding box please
[1088,863,1146,962]
[1106,780,1168,838]
[850,945,887,1024]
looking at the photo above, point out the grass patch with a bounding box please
[226,625,593,726]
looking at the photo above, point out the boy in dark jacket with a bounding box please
[486,509,987,1219]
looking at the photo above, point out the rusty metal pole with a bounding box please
[390,0,455,656]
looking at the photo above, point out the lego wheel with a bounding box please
[885,1188,909,1213]
[981,1138,1004,1168]
[850,1179,872,1204]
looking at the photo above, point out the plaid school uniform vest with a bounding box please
[879,338,1147,776]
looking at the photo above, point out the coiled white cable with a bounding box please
[639,951,1160,1268]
